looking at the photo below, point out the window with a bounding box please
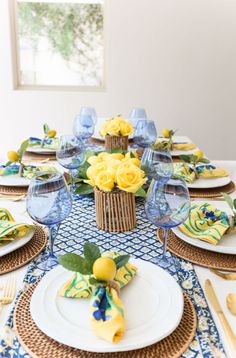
[12,0,104,88]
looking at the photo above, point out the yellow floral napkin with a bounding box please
[28,137,58,150]
[173,163,228,183]
[179,203,235,245]
[0,208,35,246]
[59,252,137,343]
[0,165,56,179]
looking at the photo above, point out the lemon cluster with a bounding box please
[100,116,133,137]
[84,151,147,193]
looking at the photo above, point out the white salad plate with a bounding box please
[30,259,184,353]
[158,135,197,156]
[26,147,56,155]
[187,176,230,189]
[0,174,31,187]
[92,117,134,141]
[0,214,35,257]
[172,201,236,255]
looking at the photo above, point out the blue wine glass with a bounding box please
[133,119,157,148]
[141,147,173,183]
[73,114,95,143]
[129,107,147,129]
[26,171,72,270]
[56,135,86,200]
[80,106,97,124]
[145,177,190,271]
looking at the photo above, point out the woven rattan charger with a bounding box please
[189,181,235,198]
[0,225,47,275]
[14,282,197,358]
[158,229,236,272]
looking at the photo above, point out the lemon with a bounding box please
[194,150,204,160]
[7,151,19,162]
[47,129,57,138]
[93,257,116,281]
[162,128,170,138]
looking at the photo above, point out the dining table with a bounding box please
[0,141,235,357]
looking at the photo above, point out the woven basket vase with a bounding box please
[94,187,136,232]
[105,135,128,151]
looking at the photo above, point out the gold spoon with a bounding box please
[210,269,236,280]
[0,194,26,202]
[226,293,236,315]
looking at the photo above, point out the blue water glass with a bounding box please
[133,119,157,148]
[141,147,173,183]
[26,171,72,270]
[129,107,147,129]
[56,135,86,199]
[80,106,97,124]
[145,177,190,271]
[73,114,95,143]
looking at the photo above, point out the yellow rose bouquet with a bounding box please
[75,149,147,231]
[100,116,133,151]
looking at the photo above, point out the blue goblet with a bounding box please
[129,107,147,129]
[26,171,72,270]
[145,177,190,271]
[141,147,173,182]
[73,114,95,144]
[80,107,97,124]
[133,119,157,148]
[56,135,86,200]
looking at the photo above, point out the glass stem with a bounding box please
[70,169,76,195]
[162,227,169,259]
[48,224,60,258]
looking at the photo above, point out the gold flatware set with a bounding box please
[0,278,16,317]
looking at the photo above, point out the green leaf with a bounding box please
[130,152,135,158]
[110,147,126,154]
[234,199,236,210]
[59,253,92,275]
[114,254,130,269]
[77,161,90,179]
[89,277,107,286]
[179,155,192,163]
[135,187,147,198]
[190,155,198,163]
[83,242,101,269]
[221,193,235,214]
[5,161,12,167]
[43,123,50,134]
[19,139,29,159]
[199,158,210,164]
[75,183,94,195]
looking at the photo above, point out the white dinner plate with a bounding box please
[0,174,30,187]
[187,176,231,189]
[0,214,35,257]
[172,201,236,254]
[30,259,183,353]
[92,117,134,141]
[26,147,56,155]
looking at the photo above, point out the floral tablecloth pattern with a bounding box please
[0,196,225,358]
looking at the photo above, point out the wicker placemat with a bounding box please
[0,185,28,196]
[158,229,236,272]
[13,283,196,358]
[189,181,235,198]
[24,152,56,160]
[0,226,47,275]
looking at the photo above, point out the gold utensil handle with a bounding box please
[0,302,3,317]
[218,312,236,352]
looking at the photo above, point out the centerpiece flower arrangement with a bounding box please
[59,242,136,343]
[75,149,147,231]
[100,116,133,151]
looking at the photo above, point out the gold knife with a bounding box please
[205,279,236,353]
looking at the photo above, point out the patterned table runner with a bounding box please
[0,196,225,358]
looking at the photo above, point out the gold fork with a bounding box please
[0,278,16,316]
[210,269,236,280]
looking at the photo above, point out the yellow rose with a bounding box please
[109,153,124,161]
[87,155,102,166]
[87,162,108,180]
[97,152,111,161]
[116,162,147,193]
[122,157,141,167]
[125,151,138,159]
[95,171,115,192]
[194,150,204,161]
[162,128,170,138]
[47,129,57,138]
[119,119,133,136]
[101,117,120,136]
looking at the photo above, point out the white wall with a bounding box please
[0,0,235,159]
